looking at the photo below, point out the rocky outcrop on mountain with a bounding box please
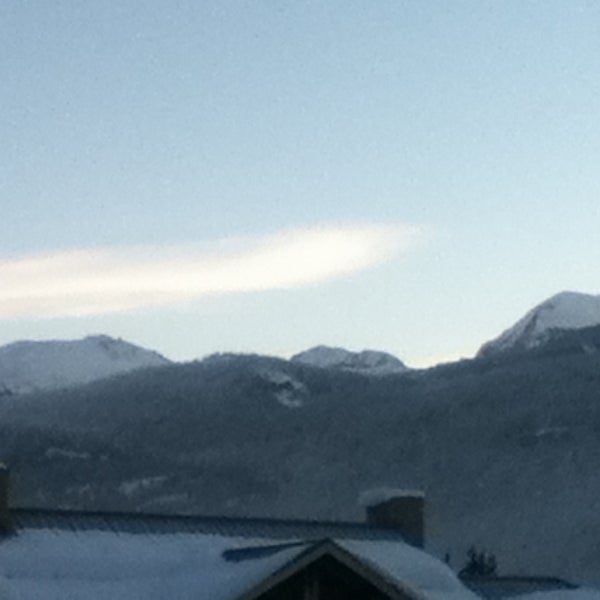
[291,345,408,375]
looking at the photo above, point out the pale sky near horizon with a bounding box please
[2,1,600,367]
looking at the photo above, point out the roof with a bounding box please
[340,539,481,600]
[511,591,600,600]
[0,509,480,600]
[462,575,577,599]
[231,539,427,600]
[10,507,408,540]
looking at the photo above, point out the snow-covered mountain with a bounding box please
[291,345,408,375]
[4,346,600,583]
[478,291,600,358]
[0,335,170,395]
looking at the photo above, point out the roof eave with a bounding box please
[233,538,427,600]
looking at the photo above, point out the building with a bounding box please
[461,575,578,599]
[0,466,478,600]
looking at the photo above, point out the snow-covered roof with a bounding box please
[0,516,479,600]
[340,539,479,600]
[0,529,298,600]
[513,591,600,600]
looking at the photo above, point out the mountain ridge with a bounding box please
[2,289,599,396]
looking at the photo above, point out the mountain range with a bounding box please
[2,290,599,395]
[1,291,600,585]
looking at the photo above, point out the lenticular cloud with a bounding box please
[0,224,422,319]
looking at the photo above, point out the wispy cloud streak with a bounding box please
[0,224,423,318]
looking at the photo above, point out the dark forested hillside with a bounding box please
[2,331,600,584]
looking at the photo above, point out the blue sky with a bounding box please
[2,1,600,366]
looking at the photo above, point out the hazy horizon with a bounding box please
[3,1,600,367]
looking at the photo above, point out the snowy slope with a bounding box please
[0,335,170,395]
[291,345,408,375]
[478,292,600,358]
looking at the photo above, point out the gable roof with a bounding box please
[231,539,427,600]
[0,509,479,600]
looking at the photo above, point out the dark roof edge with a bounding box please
[461,574,578,587]
[10,506,404,535]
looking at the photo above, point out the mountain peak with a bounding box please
[477,291,600,358]
[291,345,408,375]
[0,335,171,394]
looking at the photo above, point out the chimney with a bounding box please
[363,489,425,547]
[0,463,11,532]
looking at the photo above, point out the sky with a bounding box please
[2,1,600,367]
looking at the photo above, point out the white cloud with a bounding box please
[0,223,423,319]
